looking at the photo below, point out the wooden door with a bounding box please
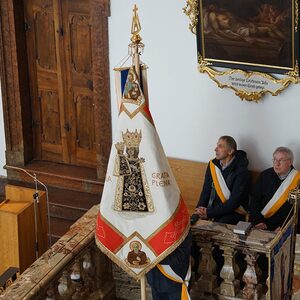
[24,0,97,167]
[61,0,96,167]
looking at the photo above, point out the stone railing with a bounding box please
[190,219,298,300]
[2,203,300,300]
[0,205,115,300]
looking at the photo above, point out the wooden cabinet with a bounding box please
[0,185,47,274]
[0,0,111,187]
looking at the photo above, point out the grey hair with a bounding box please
[273,147,294,163]
[219,135,237,152]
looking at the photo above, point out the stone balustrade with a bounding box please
[190,219,297,300]
[0,205,115,300]
[2,203,300,300]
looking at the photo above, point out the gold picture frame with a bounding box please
[183,0,300,101]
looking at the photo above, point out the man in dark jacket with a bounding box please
[250,146,299,231]
[193,135,250,224]
[146,231,192,300]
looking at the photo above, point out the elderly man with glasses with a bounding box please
[250,146,300,231]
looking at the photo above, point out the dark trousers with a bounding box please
[151,287,181,300]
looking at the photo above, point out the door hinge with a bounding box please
[87,80,93,91]
[64,122,72,131]
[58,27,64,36]
[32,120,39,128]
[24,22,31,32]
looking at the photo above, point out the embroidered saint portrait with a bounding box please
[125,241,149,267]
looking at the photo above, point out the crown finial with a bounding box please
[129,5,144,81]
[130,4,142,44]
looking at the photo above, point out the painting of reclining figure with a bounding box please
[198,0,298,73]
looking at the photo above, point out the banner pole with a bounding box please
[140,275,147,300]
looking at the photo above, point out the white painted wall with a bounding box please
[0,0,299,176]
[109,0,300,172]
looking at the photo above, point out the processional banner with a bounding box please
[95,21,189,280]
[269,221,295,300]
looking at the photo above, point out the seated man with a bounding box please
[193,135,250,225]
[250,146,300,231]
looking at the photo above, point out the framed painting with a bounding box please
[184,0,300,101]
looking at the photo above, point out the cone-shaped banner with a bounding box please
[95,64,190,280]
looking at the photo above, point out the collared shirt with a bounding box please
[277,168,293,181]
[220,156,235,171]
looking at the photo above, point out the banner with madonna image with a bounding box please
[95,63,190,280]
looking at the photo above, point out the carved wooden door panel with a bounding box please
[24,0,67,163]
[24,0,97,167]
[61,0,96,167]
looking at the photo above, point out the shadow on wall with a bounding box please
[238,136,264,172]
[239,137,300,172]
[289,142,300,171]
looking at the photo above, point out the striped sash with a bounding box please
[261,169,300,218]
[209,160,247,215]
[157,262,191,300]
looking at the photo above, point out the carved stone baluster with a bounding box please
[71,286,83,300]
[83,251,94,275]
[71,259,82,284]
[191,240,217,296]
[242,250,262,300]
[70,258,87,297]
[45,285,55,300]
[82,250,95,292]
[265,262,269,295]
[219,245,240,297]
[58,270,74,299]
[258,254,269,296]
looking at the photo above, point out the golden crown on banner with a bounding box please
[122,129,142,148]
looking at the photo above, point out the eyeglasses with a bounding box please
[272,158,290,164]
